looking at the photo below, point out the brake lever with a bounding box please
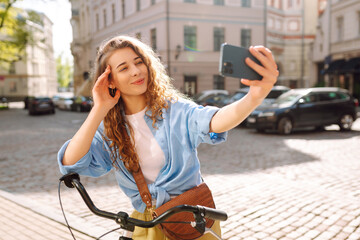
[192,211,206,235]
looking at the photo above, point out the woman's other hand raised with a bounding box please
[92,65,121,112]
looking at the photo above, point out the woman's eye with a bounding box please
[119,67,127,72]
[136,61,143,65]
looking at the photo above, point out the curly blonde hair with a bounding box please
[93,35,182,172]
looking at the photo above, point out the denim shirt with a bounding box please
[57,98,228,213]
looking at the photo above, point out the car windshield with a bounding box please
[274,91,304,107]
[267,90,287,99]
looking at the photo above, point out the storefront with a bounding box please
[323,57,360,100]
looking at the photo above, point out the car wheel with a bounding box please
[338,114,353,131]
[278,117,292,135]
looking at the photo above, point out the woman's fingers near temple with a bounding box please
[95,66,111,87]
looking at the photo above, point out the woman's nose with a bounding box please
[131,65,140,76]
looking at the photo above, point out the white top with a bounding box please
[126,108,165,184]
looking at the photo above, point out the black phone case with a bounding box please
[219,43,263,80]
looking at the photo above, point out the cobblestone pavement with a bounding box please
[0,105,360,239]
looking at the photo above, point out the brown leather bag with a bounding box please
[133,168,215,240]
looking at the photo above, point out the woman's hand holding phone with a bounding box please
[92,65,121,113]
[242,46,279,103]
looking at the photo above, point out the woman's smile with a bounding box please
[132,78,145,85]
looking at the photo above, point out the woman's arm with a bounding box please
[210,46,279,133]
[62,66,121,166]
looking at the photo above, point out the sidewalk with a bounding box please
[0,191,94,240]
[0,189,120,240]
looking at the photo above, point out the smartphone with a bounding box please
[219,43,263,80]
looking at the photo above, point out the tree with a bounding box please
[56,53,73,88]
[0,0,36,69]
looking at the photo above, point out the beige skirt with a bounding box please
[130,207,222,240]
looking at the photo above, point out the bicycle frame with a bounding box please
[60,172,228,240]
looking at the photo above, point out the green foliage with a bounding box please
[0,0,35,69]
[56,54,73,88]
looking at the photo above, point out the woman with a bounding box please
[58,35,278,239]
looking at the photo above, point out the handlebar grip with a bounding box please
[59,172,80,188]
[198,206,228,221]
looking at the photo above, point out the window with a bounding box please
[136,0,141,11]
[184,0,196,3]
[241,29,251,48]
[288,0,293,8]
[184,76,197,97]
[10,82,17,93]
[122,0,125,19]
[214,0,224,5]
[151,28,157,51]
[241,0,251,7]
[337,16,344,41]
[213,27,224,51]
[318,92,337,102]
[213,75,225,89]
[103,9,107,27]
[96,13,99,30]
[184,26,197,51]
[9,62,16,74]
[32,62,39,75]
[303,94,318,103]
[112,4,115,23]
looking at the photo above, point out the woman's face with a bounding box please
[107,47,148,98]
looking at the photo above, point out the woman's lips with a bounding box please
[132,78,145,85]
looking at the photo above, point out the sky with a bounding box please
[14,0,73,62]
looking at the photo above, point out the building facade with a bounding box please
[70,0,325,97]
[70,0,266,97]
[0,9,57,101]
[266,0,319,88]
[311,0,360,100]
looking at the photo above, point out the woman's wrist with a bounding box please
[91,104,110,118]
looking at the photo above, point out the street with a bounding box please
[0,106,360,240]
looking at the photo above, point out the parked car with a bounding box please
[52,95,61,108]
[193,90,229,104]
[0,97,9,110]
[198,94,229,107]
[71,96,93,112]
[246,87,358,134]
[226,85,290,106]
[224,86,290,126]
[57,97,73,110]
[27,97,55,115]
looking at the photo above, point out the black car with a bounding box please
[71,96,93,112]
[246,87,358,134]
[28,97,56,115]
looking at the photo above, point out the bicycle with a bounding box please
[59,172,228,240]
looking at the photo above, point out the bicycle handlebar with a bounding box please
[60,172,228,229]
